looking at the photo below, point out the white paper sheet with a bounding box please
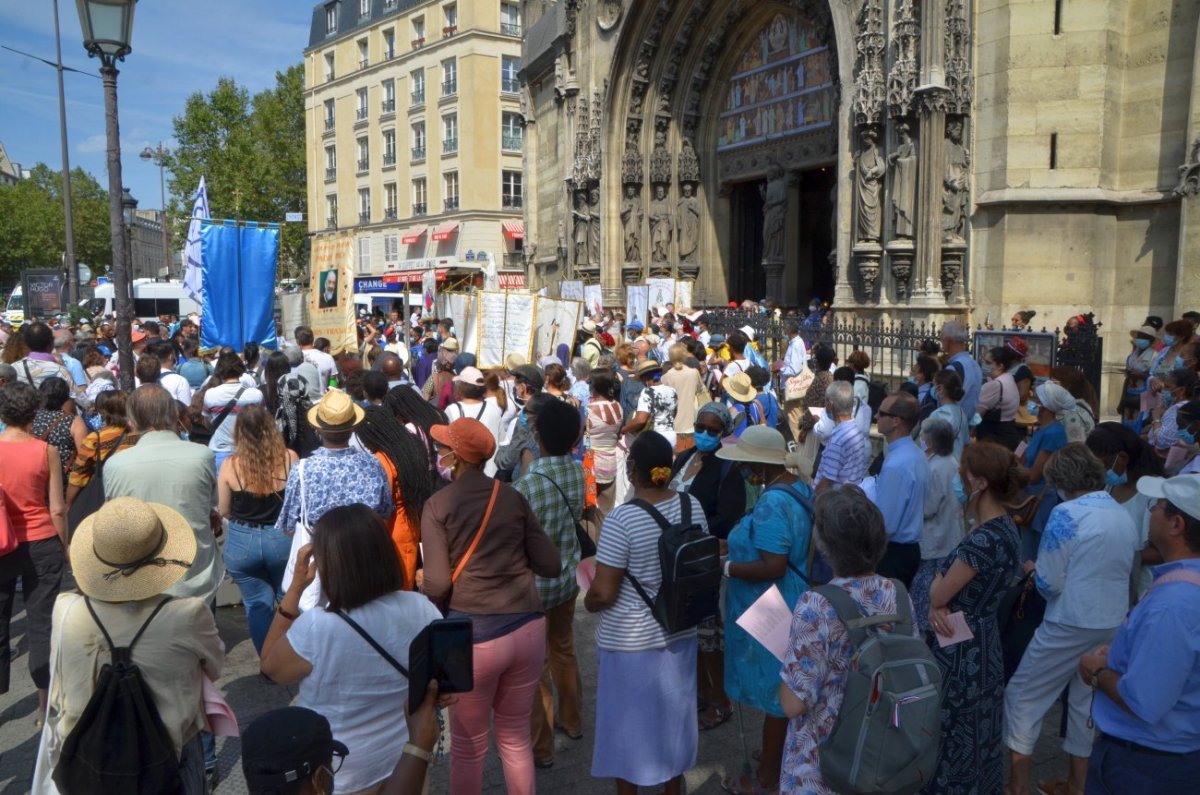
[735,584,794,662]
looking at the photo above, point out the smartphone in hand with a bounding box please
[408,618,473,712]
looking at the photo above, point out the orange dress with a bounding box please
[374,452,421,589]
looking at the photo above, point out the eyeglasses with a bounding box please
[876,410,898,419]
[693,424,721,434]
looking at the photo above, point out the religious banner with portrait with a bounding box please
[583,284,604,317]
[476,291,535,368]
[626,285,649,327]
[532,297,584,362]
[308,236,356,354]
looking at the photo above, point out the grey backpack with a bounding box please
[816,581,942,795]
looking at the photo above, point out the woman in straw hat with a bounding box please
[621,359,679,449]
[716,426,815,795]
[38,497,222,793]
[722,372,768,438]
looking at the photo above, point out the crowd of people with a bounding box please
[0,300,1196,795]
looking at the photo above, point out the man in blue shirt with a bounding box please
[873,392,928,586]
[1078,473,1200,794]
[941,320,981,420]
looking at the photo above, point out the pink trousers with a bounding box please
[449,617,546,795]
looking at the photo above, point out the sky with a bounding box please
[0,0,309,210]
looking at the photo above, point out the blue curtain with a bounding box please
[200,222,278,350]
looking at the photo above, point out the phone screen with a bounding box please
[409,618,473,712]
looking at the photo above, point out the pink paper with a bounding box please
[1014,441,1027,459]
[202,675,239,737]
[576,557,597,591]
[735,585,793,662]
[934,611,975,648]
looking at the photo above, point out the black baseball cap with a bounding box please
[512,364,545,392]
[241,707,349,792]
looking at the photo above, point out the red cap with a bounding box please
[1005,337,1028,358]
[430,418,496,465]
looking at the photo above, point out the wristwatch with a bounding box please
[402,742,433,763]
[1089,666,1109,688]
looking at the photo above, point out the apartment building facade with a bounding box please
[304,0,527,294]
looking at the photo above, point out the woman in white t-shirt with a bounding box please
[200,354,263,472]
[443,367,504,475]
[621,359,679,448]
[585,431,707,792]
[261,504,441,795]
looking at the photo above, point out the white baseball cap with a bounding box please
[1137,474,1200,521]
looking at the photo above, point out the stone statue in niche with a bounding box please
[588,187,601,266]
[621,184,643,262]
[572,189,590,266]
[888,122,917,238]
[677,183,700,263]
[760,164,788,263]
[942,118,971,242]
[648,184,674,263]
[853,127,885,243]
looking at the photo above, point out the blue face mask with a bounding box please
[519,412,530,429]
[952,474,968,504]
[1133,338,1151,350]
[932,385,942,402]
[907,376,918,385]
[1162,392,1176,407]
[1105,468,1127,488]
[694,430,722,453]
[1180,428,1197,446]
[1164,334,1177,346]
[1176,357,1188,370]
[1027,400,1040,416]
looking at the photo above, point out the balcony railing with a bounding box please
[359,58,369,70]
[325,69,335,81]
[326,218,338,230]
[384,49,395,61]
[444,197,459,211]
[413,202,427,215]
[356,107,369,121]
[381,99,395,114]
[325,167,336,181]
[501,78,520,94]
[501,134,523,152]
[357,158,369,172]
[411,90,425,105]
[442,80,457,97]
[502,194,523,209]
[443,138,458,154]
[411,37,425,48]
[500,22,521,37]
[385,207,398,220]
[412,146,427,160]
[443,25,458,38]
[505,252,524,269]
[382,153,396,167]
[324,117,335,131]
[359,212,371,224]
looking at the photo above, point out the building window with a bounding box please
[443,3,457,36]
[359,0,370,18]
[413,178,427,215]
[444,171,460,211]
[384,0,397,9]
[382,129,396,166]
[501,56,520,94]
[442,113,458,154]
[324,52,335,81]
[325,4,337,34]
[502,111,523,152]
[357,137,369,172]
[326,194,338,228]
[359,188,371,223]
[500,3,521,36]
[323,99,335,131]
[412,16,425,46]
[442,58,457,96]
[324,145,337,180]
[412,122,426,159]
[502,170,522,208]
[357,38,368,69]
[381,79,395,114]
[411,69,425,104]
[358,237,371,273]
[383,28,395,59]
[356,88,368,121]
[385,183,398,219]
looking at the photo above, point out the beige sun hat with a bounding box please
[306,388,365,432]
[716,426,789,465]
[71,497,197,602]
[722,372,758,404]
[504,352,527,371]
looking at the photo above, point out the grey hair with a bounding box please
[0,363,17,383]
[826,381,855,416]
[127,384,179,432]
[284,343,304,367]
[597,352,618,370]
[920,418,956,457]
[571,356,592,382]
[812,486,889,577]
[53,329,73,349]
[1044,442,1105,495]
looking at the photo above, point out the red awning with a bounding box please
[431,221,459,241]
[400,226,427,244]
[497,272,526,289]
[390,268,448,284]
[502,220,524,239]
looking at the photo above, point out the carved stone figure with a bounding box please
[621,184,643,262]
[677,183,701,263]
[572,189,590,266]
[761,165,788,262]
[588,187,601,265]
[677,138,700,183]
[888,122,917,238]
[1174,136,1200,197]
[648,184,674,263]
[649,126,672,185]
[854,127,886,243]
[942,118,970,242]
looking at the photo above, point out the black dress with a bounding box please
[925,515,1020,795]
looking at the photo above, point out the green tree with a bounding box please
[0,164,112,286]
[165,65,307,278]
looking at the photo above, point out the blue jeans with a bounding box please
[1086,734,1200,795]
[222,519,292,653]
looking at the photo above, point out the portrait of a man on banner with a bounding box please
[318,269,339,308]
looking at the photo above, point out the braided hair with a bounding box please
[357,405,434,527]
[384,385,447,485]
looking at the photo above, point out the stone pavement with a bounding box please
[1,592,1069,794]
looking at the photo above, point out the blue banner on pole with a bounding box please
[199,222,278,350]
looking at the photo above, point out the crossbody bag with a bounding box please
[529,472,596,558]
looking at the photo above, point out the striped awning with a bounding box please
[502,220,524,239]
[497,272,526,289]
[431,221,459,241]
[400,226,427,244]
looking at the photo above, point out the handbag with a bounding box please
[1008,484,1046,528]
[67,431,127,541]
[784,367,815,402]
[997,571,1046,683]
[530,472,597,559]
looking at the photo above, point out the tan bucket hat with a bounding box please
[71,497,196,602]
[306,388,365,432]
[716,426,789,466]
[722,372,758,404]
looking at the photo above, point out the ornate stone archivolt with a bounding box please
[851,0,885,127]
[945,0,973,116]
[887,0,919,118]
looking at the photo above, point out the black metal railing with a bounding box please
[502,194,522,208]
[357,158,369,172]
[385,207,398,220]
[443,138,458,154]
[382,153,396,166]
[381,99,395,114]
[324,117,335,131]
[444,197,459,211]
[411,146,426,160]
[356,107,368,121]
[324,167,336,181]
[359,58,369,69]
[500,23,521,36]
[501,78,520,93]
[412,202,427,215]
[411,90,425,105]
[501,134,522,151]
[442,80,457,96]
[359,211,371,224]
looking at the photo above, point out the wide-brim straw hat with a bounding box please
[72,497,196,602]
[716,426,789,466]
[636,359,662,377]
[306,388,365,432]
[1130,324,1159,340]
[722,372,757,403]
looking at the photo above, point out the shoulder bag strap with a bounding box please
[298,459,309,529]
[21,360,34,386]
[334,609,409,677]
[35,412,72,442]
[451,480,501,584]
[475,402,487,420]
[97,430,128,468]
[758,485,823,586]
[530,471,578,517]
[210,386,247,434]
[621,497,683,613]
[84,596,172,659]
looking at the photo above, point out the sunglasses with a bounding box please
[876,410,899,419]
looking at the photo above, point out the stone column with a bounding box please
[1173,21,1200,318]
[910,0,949,306]
[761,164,789,305]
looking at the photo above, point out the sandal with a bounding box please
[720,775,777,795]
[699,704,733,731]
[554,723,584,740]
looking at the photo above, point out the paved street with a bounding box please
[1,589,1069,794]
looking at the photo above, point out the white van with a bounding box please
[88,279,202,321]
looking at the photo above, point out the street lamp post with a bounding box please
[76,0,138,390]
[52,0,79,308]
[140,143,171,280]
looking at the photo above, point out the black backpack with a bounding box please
[855,374,888,418]
[624,495,721,633]
[54,598,183,795]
